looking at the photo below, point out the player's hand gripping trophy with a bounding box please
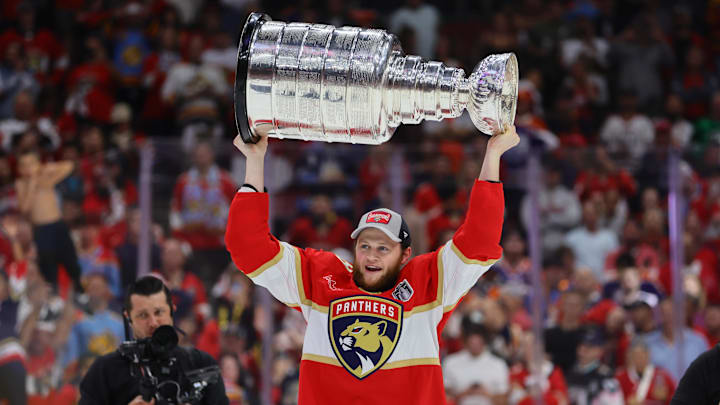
[234,12,518,144]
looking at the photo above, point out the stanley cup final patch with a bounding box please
[328,296,403,379]
[392,280,414,302]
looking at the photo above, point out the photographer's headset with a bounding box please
[123,276,176,341]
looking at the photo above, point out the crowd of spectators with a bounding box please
[0,0,720,404]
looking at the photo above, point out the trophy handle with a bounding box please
[235,12,272,144]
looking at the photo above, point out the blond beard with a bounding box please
[352,256,403,292]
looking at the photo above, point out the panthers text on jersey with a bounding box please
[225,180,505,405]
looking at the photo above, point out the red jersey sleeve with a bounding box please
[452,180,504,261]
[440,180,504,308]
[225,191,312,311]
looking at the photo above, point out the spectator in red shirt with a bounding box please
[605,218,662,280]
[574,145,637,201]
[140,25,181,131]
[196,266,257,363]
[634,207,668,282]
[286,194,353,251]
[63,34,114,124]
[154,238,209,322]
[671,44,717,121]
[561,57,609,133]
[0,212,34,268]
[690,168,720,226]
[658,231,719,303]
[358,144,391,210]
[421,155,469,250]
[616,339,675,405]
[170,140,235,285]
[21,279,77,405]
[75,125,108,221]
[0,2,65,84]
[403,182,442,255]
[509,332,569,405]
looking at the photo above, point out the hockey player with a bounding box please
[225,125,520,404]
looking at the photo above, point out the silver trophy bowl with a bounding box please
[235,12,518,144]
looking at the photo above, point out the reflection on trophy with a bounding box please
[234,12,518,144]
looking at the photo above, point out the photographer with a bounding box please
[78,276,228,405]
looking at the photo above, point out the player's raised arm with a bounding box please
[478,125,520,183]
[232,132,268,192]
[226,132,311,313]
[441,125,519,307]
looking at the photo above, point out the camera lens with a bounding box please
[150,325,179,359]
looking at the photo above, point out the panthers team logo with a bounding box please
[328,296,403,379]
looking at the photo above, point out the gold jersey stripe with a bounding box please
[381,357,441,369]
[450,243,500,266]
[247,244,285,278]
[300,354,440,369]
[301,353,341,366]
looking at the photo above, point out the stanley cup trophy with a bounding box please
[234,12,518,145]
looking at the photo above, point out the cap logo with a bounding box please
[366,211,391,224]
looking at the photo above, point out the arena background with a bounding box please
[1,0,720,403]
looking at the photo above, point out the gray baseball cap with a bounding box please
[351,208,411,248]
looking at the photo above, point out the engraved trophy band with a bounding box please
[235,12,518,145]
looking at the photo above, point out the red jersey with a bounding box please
[226,180,504,405]
[616,365,675,405]
[287,215,354,250]
[152,270,209,320]
[509,361,568,405]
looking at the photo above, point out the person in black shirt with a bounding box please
[79,276,228,405]
[566,326,624,405]
[544,289,586,374]
[671,344,720,405]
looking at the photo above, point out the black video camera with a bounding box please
[119,325,221,405]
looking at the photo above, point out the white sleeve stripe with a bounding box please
[248,242,307,319]
[443,286,474,313]
[441,241,496,308]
